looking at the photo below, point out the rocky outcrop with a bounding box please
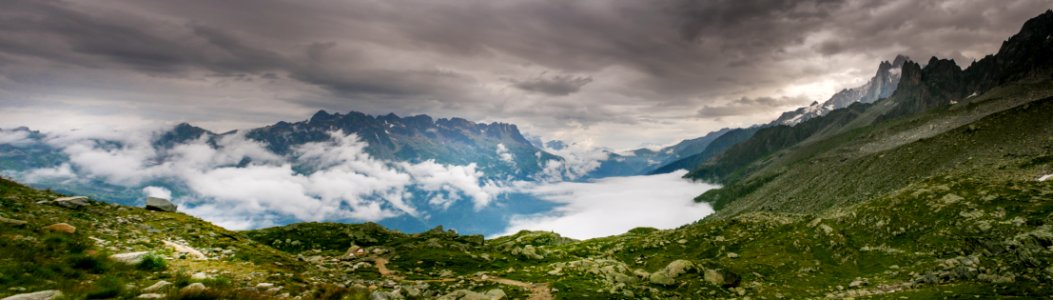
[145,197,177,212]
[50,196,90,209]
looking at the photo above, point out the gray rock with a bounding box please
[703,269,724,286]
[141,280,171,292]
[110,251,150,265]
[484,289,506,300]
[137,294,165,299]
[1,290,63,300]
[52,196,89,209]
[180,283,207,293]
[370,290,404,300]
[145,197,177,212]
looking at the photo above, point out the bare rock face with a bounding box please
[145,197,177,212]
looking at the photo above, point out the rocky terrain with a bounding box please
[3,158,1052,299]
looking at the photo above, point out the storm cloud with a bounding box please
[0,0,1047,149]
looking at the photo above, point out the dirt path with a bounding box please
[479,276,553,300]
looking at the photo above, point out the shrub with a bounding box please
[86,275,125,299]
[137,253,167,271]
[68,254,108,274]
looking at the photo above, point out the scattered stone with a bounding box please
[110,251,151,265]
[42,223,75,234]
[145,197,177,212]
[727,252,739,259]
[142,280,171,293]
[704,269,725,286]
[677,239,688,244]
[255,283,274,289]
[180,283,207,293]
[484,289,506,300]
[163,240,207,260]
[849,278,868,288]
[191,272,209,280]
[370,290,403,300]
[51,196,89,209]
[0,216,27,226]
[1039,174,1053,182]
[136,294,164,299]
[649,259,696,286]
[1,290,63,300]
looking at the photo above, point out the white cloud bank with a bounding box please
[501,170,716,239]
[11,128,504,229]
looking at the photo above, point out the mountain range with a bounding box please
[2,8,1053,300]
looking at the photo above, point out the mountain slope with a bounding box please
[583,128,732,178]
[693,10,1053,216]
[690,10,1053,186]
[5,165,1052,299]
[649,127,760,175]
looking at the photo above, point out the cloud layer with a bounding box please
[502,170,716,239]
[17,128,504,229]
[0,0,1047,149]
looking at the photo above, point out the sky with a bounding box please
[0,0,1048,149]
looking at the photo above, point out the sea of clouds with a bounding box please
[2,126,715,238]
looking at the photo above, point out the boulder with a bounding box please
[484,289,506,300]
[369,290,404,300]
[649,259,697,286]
[110,251,150,265]
[163,240,207,260]
[42,223,75,234]
[703,269,725,286]
[649,271,676,286]
[180,283,207,293]
[141,280,172,293]
[1,290,63,300]
[145,197,177,212]
[52,196,89,209]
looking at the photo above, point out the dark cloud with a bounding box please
[0,0,1047,148]
[512,74,593,96]
[697,96,807,118]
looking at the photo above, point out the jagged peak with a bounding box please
[892,54,911,67]
[309,110,333,123]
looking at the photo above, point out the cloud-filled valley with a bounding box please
[1,126,715,238]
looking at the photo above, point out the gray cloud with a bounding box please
[0,0,1047,149]
[512,74,593,96]
[697,96,808,118]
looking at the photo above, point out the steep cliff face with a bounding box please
[880,10,1053,121]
